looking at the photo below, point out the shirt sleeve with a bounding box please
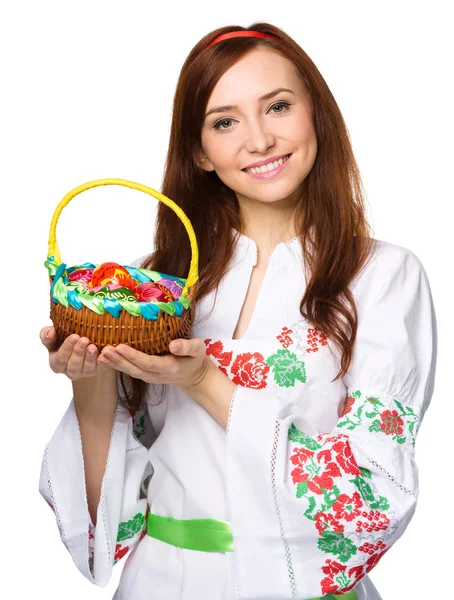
[224,244,437,600]
[38,254,156,587]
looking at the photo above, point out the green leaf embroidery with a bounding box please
[133,414,146,440]
[304,496,317,520]
[288,423,323,450]
[359,467,372,479]
[368,419,382,433]
[117,511,145,542]
[350,475,375,503]
[335,419,355,429]
[320,487,340,512]
[296,481,309,498]
[317,531,358,562]
[266,348,306,387]
[371,495,391,511]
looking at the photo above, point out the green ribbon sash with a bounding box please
[146,511,358,599]
[147,511,235,552]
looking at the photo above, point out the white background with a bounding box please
[1,1,452,598]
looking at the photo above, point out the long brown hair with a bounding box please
[119,22,376,411]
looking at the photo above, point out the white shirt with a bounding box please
[39,228,437,599]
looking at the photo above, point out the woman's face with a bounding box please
[198,48,317,209]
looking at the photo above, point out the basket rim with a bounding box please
[45,256,197,321]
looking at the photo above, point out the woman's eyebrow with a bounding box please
[204,87,295,119]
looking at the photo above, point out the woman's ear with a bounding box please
[195,152,215,172]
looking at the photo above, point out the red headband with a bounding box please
[205,30,279,49]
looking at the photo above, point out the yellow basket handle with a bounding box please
[47,178,199,296]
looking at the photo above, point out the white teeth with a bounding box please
[245,154,290,174]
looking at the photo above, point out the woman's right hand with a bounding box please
[39,325,111,381]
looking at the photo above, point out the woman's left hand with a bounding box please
[97,338,211,391]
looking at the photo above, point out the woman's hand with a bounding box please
[97,338,211,391]
[39,325,112,381]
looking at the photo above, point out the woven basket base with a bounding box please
[49,289,196,355]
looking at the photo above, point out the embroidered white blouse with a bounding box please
[39,228,437,600]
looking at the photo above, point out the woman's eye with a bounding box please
[270,102,291,114]
[213,118,234,131]
[213,102,291,131]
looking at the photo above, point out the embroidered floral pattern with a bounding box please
[306,327,329,353]
[88,522,95,577]
[128,408,147,441]
[205,338,306,388]
[281,320,330,354]
[205,340,233,377]
[336,389,419,447]
[277,326,293,348]
[113,507,149,566]
[87,506,149,576]
[320,543,390,596]
[266,348,307,387]
[231,351,270,388]
[287,423,397,595]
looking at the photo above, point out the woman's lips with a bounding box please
[242,153,292,180]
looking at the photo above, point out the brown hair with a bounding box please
[119,21,376,411]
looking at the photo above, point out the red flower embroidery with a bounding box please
[358,540,387,556]
[114,543,129,561]
[321,559,347,595]
[355,510,390,534]
[306,327,329,353]
[290,446,342,495]
[315,512,344,534]
[380,409,404,436]
[365,546,390,572]
[320,559,365,596]
[231,352,270,388]
[317,435,361,477]
[331,437,362,476]
[341,394,356,416]
[204,339,233,377]
[331,492,363,523]
[342,565,366,592]
[277,326,293,348]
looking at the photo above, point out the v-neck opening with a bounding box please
[229,231,300,342]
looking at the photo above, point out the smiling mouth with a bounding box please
[242,153,292,172]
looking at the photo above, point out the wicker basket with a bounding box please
[44,178,199,355]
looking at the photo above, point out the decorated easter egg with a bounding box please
[68,268,94,284]
[91,262,132,289]
[122,277,140,292]
[155,277,184,299]
[93,285,138,302]
[134,282,175,303]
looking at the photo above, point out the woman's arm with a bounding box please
[222,245,437,599]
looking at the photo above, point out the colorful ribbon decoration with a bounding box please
[146,512,358,599]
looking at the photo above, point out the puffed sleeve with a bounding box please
[224,244,437,600]
[38,254,156,587]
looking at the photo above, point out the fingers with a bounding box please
[108,344,156,372]
[169,338,206,358]
[39,326,61,351]
[41,325,113,380]
[99,345,148,380]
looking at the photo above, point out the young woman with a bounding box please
[38,23,437,600]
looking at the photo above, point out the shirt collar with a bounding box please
[230,226,302,267]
